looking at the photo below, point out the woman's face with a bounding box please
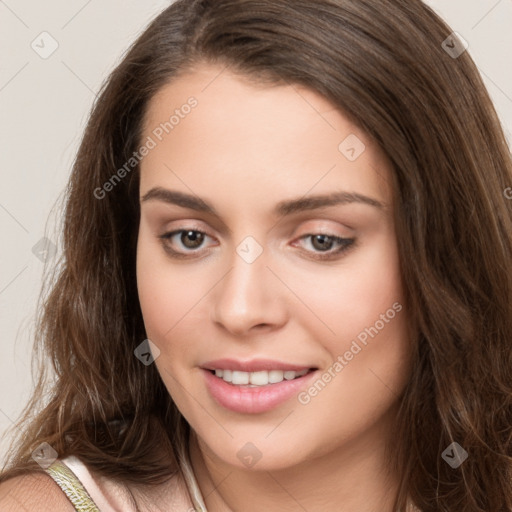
[136,62,412,470]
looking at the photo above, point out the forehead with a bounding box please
[143,62,361,142]
[140,62,393,209]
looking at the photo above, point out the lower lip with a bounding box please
[202,369,317,414]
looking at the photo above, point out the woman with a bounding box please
[1,0,511,510]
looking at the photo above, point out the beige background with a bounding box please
[1,0,511,462]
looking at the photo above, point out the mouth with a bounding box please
[206,367,317,387]
[200,359,319,413]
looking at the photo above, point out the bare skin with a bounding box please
[0,469,196,512]
[135,62,414,512]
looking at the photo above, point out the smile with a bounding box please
[210,368,311,386]
[201,358,319,414]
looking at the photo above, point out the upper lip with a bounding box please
[201,358,316,372]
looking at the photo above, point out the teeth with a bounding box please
[212,368,309,386]
[269,370,284,383]
[232,371,249,385]
[250,371,269,386]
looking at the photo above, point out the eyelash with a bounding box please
[158,229,356,261]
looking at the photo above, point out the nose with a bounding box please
[210,243,288,338]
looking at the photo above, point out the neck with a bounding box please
[188,408,406,512]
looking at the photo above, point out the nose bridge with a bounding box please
[211,234,285,334]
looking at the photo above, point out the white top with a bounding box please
[53,451,421,511]
[55,449,208,511]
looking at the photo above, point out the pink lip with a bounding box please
[202,367,318,414]
[201,358,314,372]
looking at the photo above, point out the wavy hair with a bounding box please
[2,0,512,510]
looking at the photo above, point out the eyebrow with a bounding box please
[140,187,386,216]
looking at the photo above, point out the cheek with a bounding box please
[294,228,404,350]
[299,237,411,429]
[136,229,182,342]
[293,228,410,406]
[136,231,209,421]
[136,228,211,361]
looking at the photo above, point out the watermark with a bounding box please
[237,442,262,468]
[32,237,57,263]
[134,339,161,366]
[94,97,198,200]
[504,187,512,200]
[31,442,58,469]
[31,31,59,59]
[441,32,468,59]
[297,301,403,405]
[236,236,263,264]
[441,442,468,468]
[338,133,366,161]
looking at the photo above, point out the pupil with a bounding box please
[182,231,204,248]
[313,234,333,251]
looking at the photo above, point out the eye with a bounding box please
[158,229,215,258]
[294,233,356,260]
[158,229,356,261]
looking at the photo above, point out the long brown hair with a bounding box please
[2,1,512,510]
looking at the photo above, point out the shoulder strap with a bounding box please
[44,459,101,512]
[176,438,208,512]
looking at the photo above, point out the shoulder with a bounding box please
[62,456,194,511]
[0,459,196,512]
[0,471,76,511]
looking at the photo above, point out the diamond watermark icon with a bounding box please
[237,442,262,468]
[32,237,57,263]
[338,134,366,161]
[441,442,468,468]
[31,31,59,59]
[441,32,468,59]
[134,339,161,366]
[236,236,263,264]
[31,442,58,469]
